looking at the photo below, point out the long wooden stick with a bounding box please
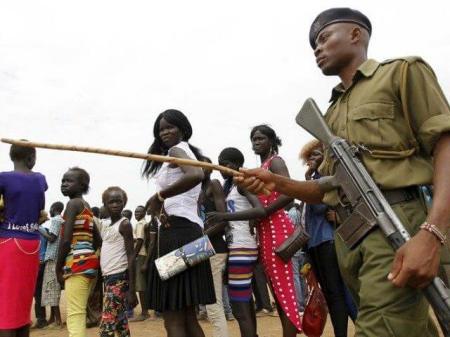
[1,138,271,194]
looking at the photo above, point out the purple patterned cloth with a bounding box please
[0,171,47,239]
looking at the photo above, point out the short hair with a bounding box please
[99,206,109,219]
[250,124,282,153]
[135,205,145,210]
[299,139,322,164]
[122,209,132,220]
[50,201,64,213]
[219,147,245,167]
[102,186,128,206]
[9,142,36,162]
[67,167,90,194]
[91,206,100,218]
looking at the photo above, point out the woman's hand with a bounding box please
[249,219,260,235]
[38,210,49,225]
[56,269,65,289]
[145,194,163,217]
[127,290,139,309]
[305,167,315,181]
[205,212,228,226]
[326,210,337,224]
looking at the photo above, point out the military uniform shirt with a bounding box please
[319,57,450,205]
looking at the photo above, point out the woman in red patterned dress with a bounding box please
[250,125,302,336]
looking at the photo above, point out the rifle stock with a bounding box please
[296,98,450,336]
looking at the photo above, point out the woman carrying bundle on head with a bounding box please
[143,109,215,337]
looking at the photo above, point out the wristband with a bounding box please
[156,191,165,202]
[420,222,447,245]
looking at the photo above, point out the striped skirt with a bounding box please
[227,247,258,302]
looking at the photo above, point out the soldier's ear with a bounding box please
[350,25,362,45]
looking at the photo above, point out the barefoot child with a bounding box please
[0,144,48,337]
[56,167,100,337]
[99,186,138,337]
[131,205,150,321]
[205,147,266,337]
[40,201,65,329]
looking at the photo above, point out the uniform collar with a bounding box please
[329,59,380,102]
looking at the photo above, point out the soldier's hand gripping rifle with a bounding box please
[297,98,450,336]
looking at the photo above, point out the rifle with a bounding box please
[296,98,450,335]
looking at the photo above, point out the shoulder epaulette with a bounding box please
[381,56,426,65]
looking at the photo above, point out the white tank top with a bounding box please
[154,141,203,227]
[225,185,257,249]
[100,217,129,276]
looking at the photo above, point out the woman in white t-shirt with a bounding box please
[206,147,266,337]
[143,109,215,337]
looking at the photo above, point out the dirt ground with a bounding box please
[30,294,352,337]
[30,297,444,337]
[31,313,352,337]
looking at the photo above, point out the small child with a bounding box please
[56,167,100,337]
[131,205,150,321]
[40,201,65,329]
[99,186,138,337]
[0,144,48,336]
[205,147,266,337]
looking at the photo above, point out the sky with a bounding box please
[1,0,449,215]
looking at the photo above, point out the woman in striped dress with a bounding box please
[56,167,101,337]
[206,148,266,337]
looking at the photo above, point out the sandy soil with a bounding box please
[31,313,353,337]
[30,296,444,337]
[30,293,352,337]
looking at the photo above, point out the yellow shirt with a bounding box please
[135,218,147,256]
[319,57,450,205]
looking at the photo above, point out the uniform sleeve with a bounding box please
[406,60,450,155]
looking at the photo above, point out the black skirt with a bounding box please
[146,216,216,312]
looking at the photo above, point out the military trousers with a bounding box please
[335,198,440,337]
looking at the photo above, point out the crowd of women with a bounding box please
[0,108,357,337]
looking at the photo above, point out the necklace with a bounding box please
[14,238,41,255]
[0,238,12,245]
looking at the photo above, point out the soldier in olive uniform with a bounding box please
[236,8,450,337]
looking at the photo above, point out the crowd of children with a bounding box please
[0,112,356,337]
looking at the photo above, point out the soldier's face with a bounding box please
[313,23,354,76]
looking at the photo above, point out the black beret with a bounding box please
[309,8,372,49]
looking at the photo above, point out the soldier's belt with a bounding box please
[335,186,420,249]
